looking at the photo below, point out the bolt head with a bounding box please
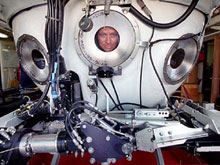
[159,132,164,136]
[88,147,94,154]
[86,137,93,143]
[106,136,111,141]
[90,158,96,164]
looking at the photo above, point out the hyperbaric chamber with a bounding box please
[7,0,214,109]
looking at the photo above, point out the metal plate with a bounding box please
[163,34,198,85]
[17,34,49,84]
[75,6,140,68]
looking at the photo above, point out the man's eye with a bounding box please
[99,34,106,37]
[110,34,117,37]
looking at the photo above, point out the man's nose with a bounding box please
[106,35,111,44]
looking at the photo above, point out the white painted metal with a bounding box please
[5,0,216,109]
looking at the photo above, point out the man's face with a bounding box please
[97,27,119,52]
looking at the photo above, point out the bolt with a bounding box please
[90,8,95,12]
[168,131,172,135]
[82,125,87,129]
[106,136,111,141]
[107,158,112,163]
[90,158,96,164]
[126,155,132,161]
[123,9,128,14]
[88,147,94,154]
[148,129,152,132]
[86,137,93,143]
[137,110,142,116]
[60,84,65,88]
[112,158,116,163]
[159,132,164,136]
[150,148,154,152]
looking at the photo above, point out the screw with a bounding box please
[168,131,172,135]
[88,147,94,154]
[86,137,93,143]
[159,132,164,136]
[107,158,112,163]
[150,148,154,152]
[126,155,132,161]
[112,158,116,163]
[90,158,96,164]
[106,136,111,141]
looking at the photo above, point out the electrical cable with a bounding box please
[150,33,200,46]
[149,45,171,105]
[110,102,149,111]
[98,79,121,110]
[139,15,155,107]
[129,0,199,29]
[110,78,124,110]
[139,48,146,107]
[95,93,98,107]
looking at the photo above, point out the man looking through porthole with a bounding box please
[95,26,119,52]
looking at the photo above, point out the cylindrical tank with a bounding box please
[2,0,218,109]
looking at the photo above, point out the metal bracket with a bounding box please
[135,127,155,152]
[88,0,132,6]
[182,102,220,134]
[89,65,122,76]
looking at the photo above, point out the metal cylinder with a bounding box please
[19,133,58,157]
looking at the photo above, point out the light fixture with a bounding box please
[0,32,8,38]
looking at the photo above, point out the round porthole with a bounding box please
[75,7,139,68]
[17,34,49,84]
[163,34,198,85]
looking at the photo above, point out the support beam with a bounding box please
[211,35,220,103]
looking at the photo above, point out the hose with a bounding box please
[130,0,199,29]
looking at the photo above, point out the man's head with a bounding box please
[97,26,119,52]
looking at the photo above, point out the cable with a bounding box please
[95,93,98,107]
[129,0,199,29]
[150,33,200,46]
[71,100,106,118]
[98,79,120,110]
[110,102,149,111]
[139,15,155,107]
[149,45,171,105]
[139,48,146,107]
[110,78,124,110]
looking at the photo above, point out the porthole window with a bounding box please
[75,8,139,68]
[163,34,198,85]
[17,34,49,84]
